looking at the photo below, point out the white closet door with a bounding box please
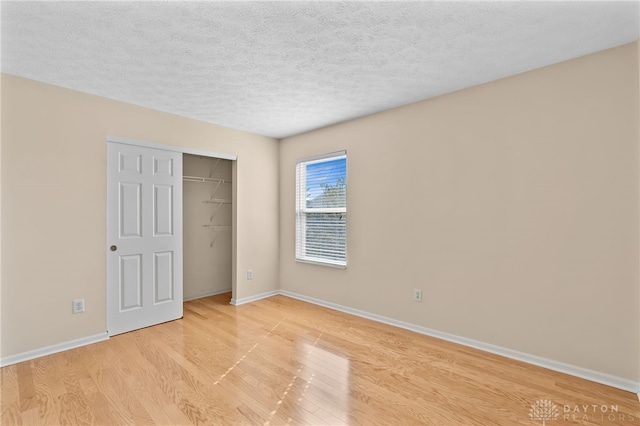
[107,142,183,336]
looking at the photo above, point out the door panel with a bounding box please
[120,183,142,238]
[154,251,174,303]
[153,156,174,176]
[154,185,173,236]
[107,142,183,336]
[120,255,142,310]
[119,152,142,174]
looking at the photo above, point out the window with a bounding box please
[296,151,347,267]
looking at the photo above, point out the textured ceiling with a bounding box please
[2,1,639,139]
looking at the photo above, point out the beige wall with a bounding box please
[280,43,640,381]
[0,74,279,358]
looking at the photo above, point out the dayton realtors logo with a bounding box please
[529,399,637,424]
[562,403,636,423]
[529,399,559,425]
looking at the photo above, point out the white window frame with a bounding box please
[296,151,347,268]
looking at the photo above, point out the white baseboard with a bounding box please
[279,290,640,395]
[183,288,231,302]
[0,332,109,367]
[230,290,279,306]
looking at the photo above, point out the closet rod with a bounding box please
[183,175,231,184]
[202,225,232,230]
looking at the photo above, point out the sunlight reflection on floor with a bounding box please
[213,318,284,385]
[265,332,351,425]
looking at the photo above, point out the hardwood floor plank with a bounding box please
[2,293,639,425]
[1,365,20,405]
[16,363,37,413]
[57,392,95,426]
[108,335,194,426]
[1,401,22,426]
[31,358,62,425]
[19,407,40,426]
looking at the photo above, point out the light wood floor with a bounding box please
[2,294,638,425]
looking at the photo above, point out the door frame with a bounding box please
[106,135,238,329]
[108,135,237,161]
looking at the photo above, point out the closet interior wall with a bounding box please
[183,154,232,301]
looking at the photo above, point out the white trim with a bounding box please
[296,150,346,165]
[637,391,640,402]
[183,288,231,302]
[107,135,237,160]
[0,333,109,367]
[230,290,279,306]
[295,258,347,269]
[279,290,640,394]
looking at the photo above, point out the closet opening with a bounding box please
[183,154,233,302]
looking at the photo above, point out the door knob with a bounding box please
[110,245,117,252]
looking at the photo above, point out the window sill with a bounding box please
[295,258,347,269]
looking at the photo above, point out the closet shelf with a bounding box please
[183,175,231,184]
[202,225,232,231]
[202,198,232,204]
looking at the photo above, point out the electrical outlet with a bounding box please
[247,269,253,280]
[72,299,85,314]
[413,289,422,303]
